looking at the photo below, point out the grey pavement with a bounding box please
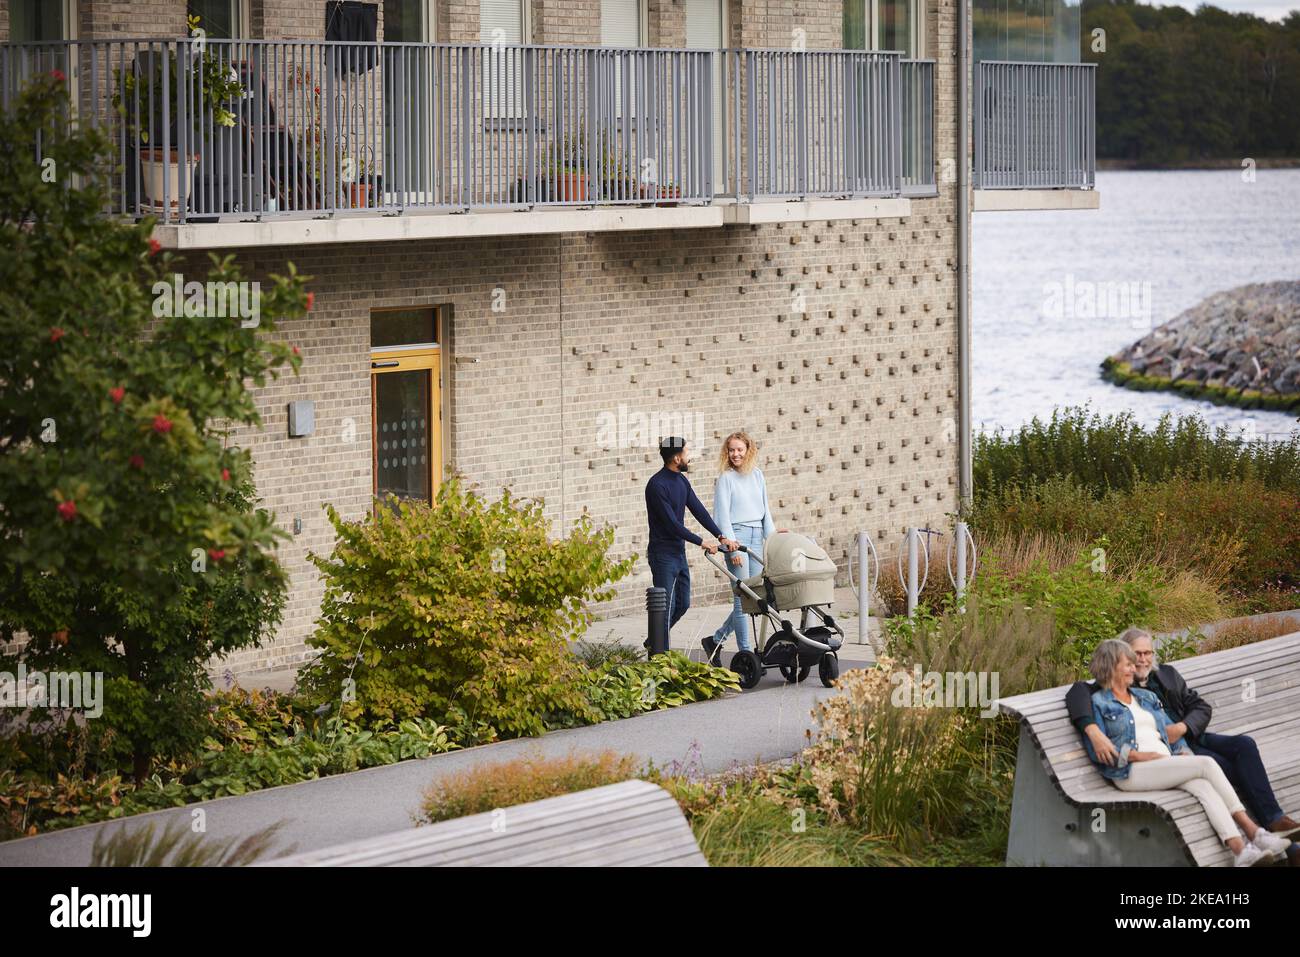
[1,591,879,866]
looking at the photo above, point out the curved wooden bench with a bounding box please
[257,779,707,867]
[999,631,1300,867]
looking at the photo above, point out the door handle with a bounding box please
[371,360,400,368]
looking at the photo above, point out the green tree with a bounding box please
[0,72,310,780]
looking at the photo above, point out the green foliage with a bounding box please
[302,478,635,737]
[1082,1,1300,163]
[886,547,1157,672]
[90,819,285,867]
[0,686,457,838]
[0,72,310,780]
[584,651,740,721]
[972,407,1300,497]
[418,751,639,824]
[572,635,645,671]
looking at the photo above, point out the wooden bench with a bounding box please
[257,779,707,867]
[999,631,1300,866]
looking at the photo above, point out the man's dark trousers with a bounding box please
[647,543,691,631]
[1189,732,1283,827]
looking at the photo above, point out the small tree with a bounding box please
[303,479,635,739]
[0,72,310,780]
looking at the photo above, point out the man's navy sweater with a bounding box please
[645,467,723,551]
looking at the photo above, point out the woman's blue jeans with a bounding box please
[713,524,764,652]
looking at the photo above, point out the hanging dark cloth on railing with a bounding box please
[325,1,378,73]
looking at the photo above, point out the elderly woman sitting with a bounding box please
[1084,638,1290,867]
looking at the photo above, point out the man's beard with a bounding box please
[679,462,689,472]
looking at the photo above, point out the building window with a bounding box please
[187,0,245,38]
[384,0,433,42]
[843,0,924,57]
[600,0,644,47]
[10,0,74,42]
[481,0,527,119]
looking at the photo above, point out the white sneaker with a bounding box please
[1252,830,1290,862]
[1234,843,1269,867]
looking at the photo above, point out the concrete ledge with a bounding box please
[723,196,911,224]
[973,188,1100,212]
[152,204,727,250]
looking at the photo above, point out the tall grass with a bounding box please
[973,407,1300,498]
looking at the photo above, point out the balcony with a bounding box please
[973,61,1099,211]
[0,38,939,247]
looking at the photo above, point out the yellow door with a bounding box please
[370,348,442,504]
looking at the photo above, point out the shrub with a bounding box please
[584,651,739,721]
[790,664,984,853]
[572,635,644,671]
[973,406,1300,497]
[0,73,308,781]
[302,477,635,737]
[418,751,639,824]
[90,819,285,867]
[1200,615,1299,654]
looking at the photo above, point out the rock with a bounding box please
[1105,281,1300,403]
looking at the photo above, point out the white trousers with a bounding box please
[1114,755,1246,844]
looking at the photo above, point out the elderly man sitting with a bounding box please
[1066,626,1300,863]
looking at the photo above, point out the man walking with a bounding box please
[644,436,736,660]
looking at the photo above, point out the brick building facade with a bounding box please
[2,0,969,675]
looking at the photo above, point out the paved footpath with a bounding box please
[0,591,880,866]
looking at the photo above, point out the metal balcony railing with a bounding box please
[974,61,1095,189]
[727,48,902,201]
[901,58,936,196]
[0,38,951,225]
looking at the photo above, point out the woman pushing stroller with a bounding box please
[702,431,784,666]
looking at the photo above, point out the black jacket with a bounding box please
[1065,663,1213,740]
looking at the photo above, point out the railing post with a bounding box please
[745,50,756,201]
[459,45,472,209]
[794,50,807,198]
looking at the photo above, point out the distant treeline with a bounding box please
[1083,1,1300,164]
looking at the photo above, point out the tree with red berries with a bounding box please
[0,72,311,780]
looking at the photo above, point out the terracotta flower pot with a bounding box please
[555,170,588,202]
[348,183,371,209]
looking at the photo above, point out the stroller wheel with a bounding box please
[818,653,840,688]
[730,650,763,690]
[779,662,812,684]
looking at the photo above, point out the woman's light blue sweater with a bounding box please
[713,468,776,541]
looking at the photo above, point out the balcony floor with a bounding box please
[151,197,920,250]
[973,189,1100,213]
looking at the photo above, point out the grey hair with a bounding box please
[1089,638,1137,684]
[1117,626,1157,664]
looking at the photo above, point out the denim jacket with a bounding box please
[1085,687,1192,780]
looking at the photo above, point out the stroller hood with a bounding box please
[758,532,837,585]
[738,532,838,613]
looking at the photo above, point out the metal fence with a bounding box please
[1,38,956,222]
[901,58,935,195]
[728,48,902,201]
[0,38,716,222]
[974,60,1095,189]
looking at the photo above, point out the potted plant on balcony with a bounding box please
[112,15,244,215]
[544,133,589,202]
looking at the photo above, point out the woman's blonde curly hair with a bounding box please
[718,431,758,475]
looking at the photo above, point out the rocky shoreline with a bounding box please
[1102,281,1300,413]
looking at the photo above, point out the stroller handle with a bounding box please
[713,542,765,567]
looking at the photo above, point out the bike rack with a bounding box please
[847,531,880,645]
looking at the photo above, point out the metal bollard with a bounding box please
[646,587,669,659]
[906,527,919,617]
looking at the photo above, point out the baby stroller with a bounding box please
[703,531,845,690]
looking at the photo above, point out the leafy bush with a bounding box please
[0,686,457,837]
[0,73,309,781]
[572,635,645,671]
[418,751,639,824]
[302,478,635,737]
[973,406,1300,497]
[584,651,739,721]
